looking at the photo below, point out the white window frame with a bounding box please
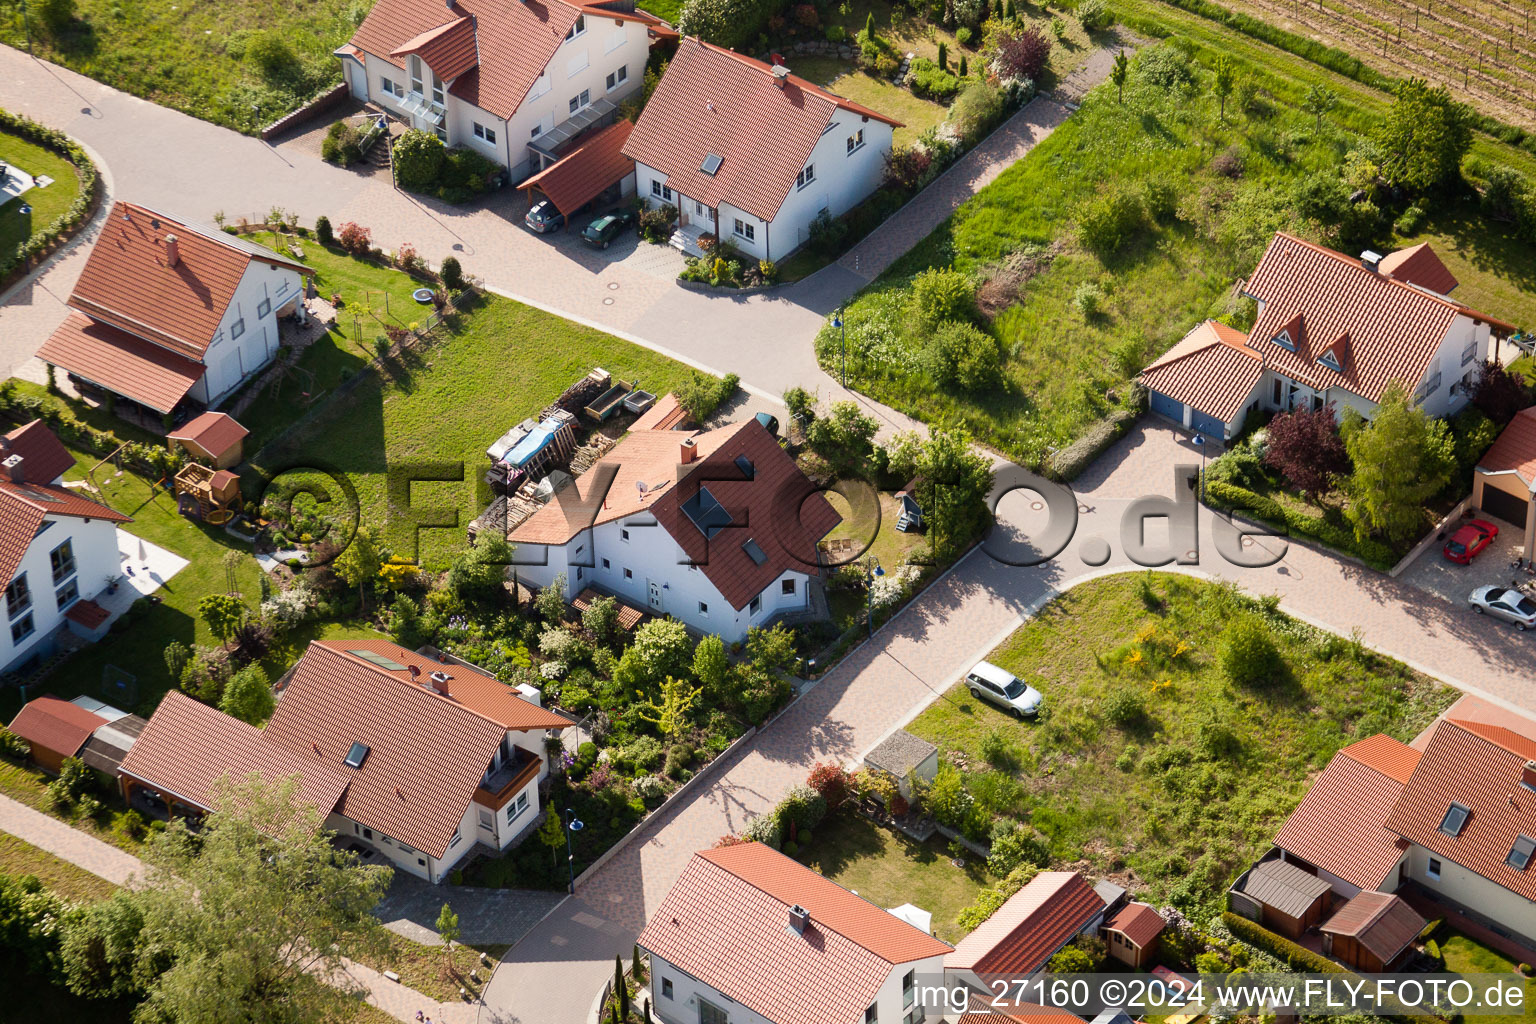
[431,73,444,107]
[569,89,591,114]
[54,577,78,611]
[733,218,755,242]
[565,13,586,39]
[796,164,816,189]
[10,612,34,644]
[605,24,626,53]
[606,64,628,92]
[1427,857,1442,880]
[409,55,424,96]
[230,317,245,341]
[749,594,762,616]
[473,121,497,145]
[257,297,271,319]
[698,601,709,616]
[847,128,864,154]
[650,180,673,202]
[380,77,398,97]
[506,791,529,824]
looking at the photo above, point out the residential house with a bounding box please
[37,202,313,425]
[946,871,1107,994]
[0,420,132,674]
[508,417,839,644]
[1102,902,1165,970]
[1141,233,1515,440]
[340,0,671,182]
[1473,407,1536,556]
[117,639,569,883]
[624,37,900,260]
[637,841,953,1024]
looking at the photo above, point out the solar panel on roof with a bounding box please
[701,153,724,175]
[349,649,408,672]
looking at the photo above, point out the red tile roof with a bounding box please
[1384,719,1536,902]
[262,642,513,858]
[959,1006,1087,1024]
[624,38,901,222]
[64,598,111,629]
[1139,320,1264,421]
[1378,242,1459,296]
[167,412,249,462]
[1319,890,1424,965]
[1478,407,1536,491]
[119,691,352,822]
[390,16,480,82]
[66,202,309,360]
[630,392,688,431]
[1274,736,1419,891]
[7,696,106,758]
[38,311,207,414]
[519,119,636,216]
[0,431,131,587]
[638,842,951,1024]
[947,871,1106,975]
[1105,901,1165,948]
[1242,233,1514,404]
[1,420,77,484]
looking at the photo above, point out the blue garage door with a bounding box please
[1149,390,1184,423]
[1189,407,1226,438]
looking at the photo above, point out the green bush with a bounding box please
[393,129,447,191]
[1451,405,1498,474]
[926,320,1002,390]
[1076,186,1146,255]
[1204,479,1398,568]
[440,255,464,290]
[1076,0,1113,30]
[1218,613,1282,688]
[908,267,976,328]
[956,27,974,45]
[321,120,363,167]
[678,0,788,50]
[1073,282,1105,317]
[1136,45,1198,90]
[1102,685,1147,725]
[778,785,828,833]
[314,215,333,246]
[246,31,300,81]
[675,371,740,422]
[908,58,962,101]
[1046,409,1136,480]
[949,80,1006,146]
[959,863,1041,929]
[1393,205,1426,235]
[741,812,782,849]
[1223,912,1347,975]
[988,822,1049,875]
[825,24,847,42]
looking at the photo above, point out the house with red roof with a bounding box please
[946,871,1108,992]
[117,638,570,883]
[638,842,953,1024]
[624,38,902,260]
[0,420,132,674]
[37,202,312,427]
[1141,233,1515,441]
[340,0,671,183]
[1473,407,1536,558]
[506,417,839,643]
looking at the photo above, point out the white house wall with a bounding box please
[1406,843,1536,948]
[328,798,477,884]
[199,261,304,406]
[1416,315,1490,419]
[0,517,122,674]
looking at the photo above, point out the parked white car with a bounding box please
[964,661,1043,718]
[1470,585,1536,630]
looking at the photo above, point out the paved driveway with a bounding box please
[374,870,566,948]
[1396,511,1527,610]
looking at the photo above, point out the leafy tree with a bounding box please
[1301,83,1337,132]
[692,635,729,698]
[538,804,565,872]
[1111,49,1129,103]
[1262,405,1349,500]
[333,525,382,610]
[993,25,1052,82]
[198,593,246,645]
[1218,613,1282,688]
[636,676,704,742]
[581,593,620,642]
[219,663,274,725]
[448,532,512,604]
[806,762,852,809]
[436,903,460,973]
[937,40,948,71]
[534,571,568,622]
[131,774,393,1024]
[388,592,424,649]
[393,129,447,190]
[162,640,190,680]
[314,215,333,246]
[805,401,878,478]
[1212,57,1236,122]
[865,11,876,37]
[1343,381,1456,543]
[0,871,67,975]
[439,255,465,290]
[1050,942,1101,972]
[912,429,994,559]
[927,320,1003,390]
[783,386,816,425]
[1374,78,1474,193]
[631,618,693,680]
[927,762,972,829]
[60,892,147,999]
[1469,360,1533,425]
[615,954,630,1018]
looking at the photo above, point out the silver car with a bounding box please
[964,661,1043,718]
[1470,585,1536,630]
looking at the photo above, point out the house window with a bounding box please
[1272,329,1295,350]
[530,71,550,99]
[569,90,591,114]
[230,317,245,341]
[903,970,915,1007]
[796,164,815,189]
[782,578,796,595]
[399,841,415,854]
[698,601,708,616]
[1427,857,1442,880]
[54,577,78,611]
[606,65,628,91]
[732,219,755,242]
[257,298,271,319]
[431,74,444,106]
[606,25,626,53]
[409,55,424,95]
[479,809,494,830]
[661,978,674,999]
[10,613,34,644]
[565,13,586,39]
[650,180,673,202]
[50,539,74,585]
[749,594,762,616]
[1438,803,1470,836]
[847,128,864,153]
[568,52,590,77]
[576,567,584,581]
[6,574,30,619]
[507,791,529,823]
[1415,372,1443,404]
[1509,835,1536,870]
[624,568,633,579]
[473,122,497,144]
[531,123,544,138]
[380,77,398,96]
[621,528,631,542]
[602,558,611,570]
[867,1004,879,1024]
[448,829,462,849]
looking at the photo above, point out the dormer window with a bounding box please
[1272,329,1295,351]
[1317,350,1342,372]
[566,14,586,39]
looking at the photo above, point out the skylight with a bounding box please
[734,455,755,479]
[1439,802,1471,837]
[681,485,733,539]
[1508,835,1536,870]
[344,741,371,769]
[743,538,768,565]
[701,153,724,176]
[349,649,408,672]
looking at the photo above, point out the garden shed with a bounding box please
[864,729,938,799]
[167,411,249,469]
[1319,890,1425,972]
[1229,857,1333,939]
[6,696,106,774]
[1102,901,1166,970]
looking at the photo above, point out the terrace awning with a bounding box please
[528,98,617,160]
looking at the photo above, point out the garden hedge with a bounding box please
[1204,479,1397,569]
[1223,911,1346,975]
[0,109,100,288]
[1046,408,1137,480]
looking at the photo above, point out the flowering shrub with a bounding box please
[540,661,566,680]
[336,221,372,256]
[869,562,922,609]
[633,774,667,800]
[260,582,318,625]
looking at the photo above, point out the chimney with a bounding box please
[788,904,809,935]
[770,64,791,89]
[165,234,180,267]
[1522,760,1536,792]
[680,437,698,464]
[1360,249,1382,272]
[3,454,23,484]
[429,670,451,695]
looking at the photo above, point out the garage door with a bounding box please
[1189,407,1226,439]
[1149,390,1183,423]
[1480,483,1530,529]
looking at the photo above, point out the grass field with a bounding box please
[905,573,1456,918]
[0,832,118,902]
[0,126,83,261]
[1440,931,1534,1024]
[355,936,510,1004]
[790,56,950,150]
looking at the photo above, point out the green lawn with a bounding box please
[825,491,928,571]
[636,0,682,22]
[905,573,1456,918]
[1440,931,1534,1024]
[0,126,83,261]
[252,290,707,568]
[803,814,994,944]
[0,1,355,132]
[356,936,510,1004]
[0,832,118,903]
[790,56,950,150]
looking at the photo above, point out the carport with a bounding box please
[1474,406,1536,558]
[518,119,636,228]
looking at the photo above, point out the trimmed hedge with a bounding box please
[1046,408,1137,480]
[0,109,100,287]
[1204,478,1398,569]
[1224,911,1346,975]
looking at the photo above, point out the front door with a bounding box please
[647,579,663,611]
[348,60,368,100]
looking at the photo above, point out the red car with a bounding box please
[1444,519,1500,564]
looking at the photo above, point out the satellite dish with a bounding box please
[636,480,648,494]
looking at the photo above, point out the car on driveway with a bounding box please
[1470,585,1536,630]
[964,660,1042,718]
[1444,519,1500,564]
[581,210,635,248]
[525,200,565,234]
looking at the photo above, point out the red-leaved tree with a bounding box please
[993,27,1052,82]
[1469,360,1533,426]
[806,762,852,809]
[1263,405,1349,499]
